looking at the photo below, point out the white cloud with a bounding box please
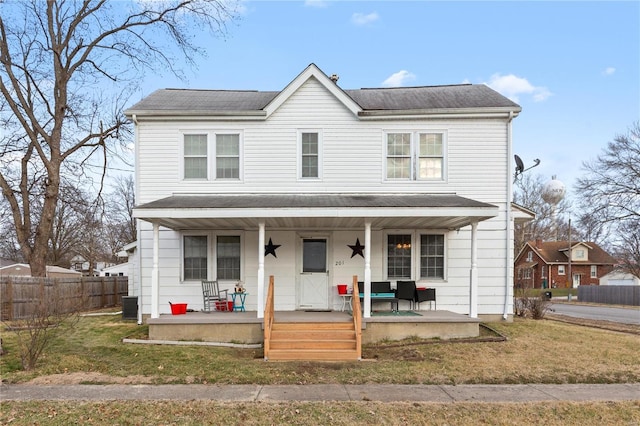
[304,0,328,8]
[486,73,552,103]
[382,70,417,87]
[351,12,379,26]
[602,67,616,76]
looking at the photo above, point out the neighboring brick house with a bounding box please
[515,240,617,289]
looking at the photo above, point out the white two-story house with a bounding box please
[126,63,523,328]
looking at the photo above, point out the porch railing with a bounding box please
[263,275,275,361]
[352,275,362,360]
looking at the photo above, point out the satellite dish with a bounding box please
[514,155,524,174]
[514,155,541,182]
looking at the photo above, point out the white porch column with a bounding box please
[151,222,160,319]
[364,220,372,318]
[469,221,479,318]
[257,221,265,319]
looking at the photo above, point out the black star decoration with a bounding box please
[264,238,281,258]
[348,238,365,258]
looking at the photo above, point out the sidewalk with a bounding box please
[2,383,639,403]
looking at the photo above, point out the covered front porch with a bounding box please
[146,309,480,345]
[134,193,499,321]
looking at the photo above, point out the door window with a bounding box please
[303,239,326,273]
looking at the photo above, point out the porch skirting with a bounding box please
[145,310,480,345]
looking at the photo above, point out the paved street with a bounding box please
[550,302,640,325]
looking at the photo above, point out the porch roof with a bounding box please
[133,193,498,230]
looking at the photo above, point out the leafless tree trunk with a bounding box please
[0,0,239,276]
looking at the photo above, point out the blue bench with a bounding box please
[357,281,398,311]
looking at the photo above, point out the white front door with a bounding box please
[572,273,581,288]
[298,238,329,309]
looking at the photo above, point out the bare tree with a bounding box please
[104,174,136,261]
[576,122,640,225]
[575,123,640,276]
[0,0,240,276]
[513,173,573,254]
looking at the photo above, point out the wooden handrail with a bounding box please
[263,275,275,361]
[352,275,362,360]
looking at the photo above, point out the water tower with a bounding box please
[542,175,566,240]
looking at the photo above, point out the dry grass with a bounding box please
[1,400,639,425]
[1,314,639,385]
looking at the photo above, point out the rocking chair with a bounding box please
[202,280,229,312]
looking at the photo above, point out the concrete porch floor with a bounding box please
[146,309,480,344]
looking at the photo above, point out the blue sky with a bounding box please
[134,0,639,200]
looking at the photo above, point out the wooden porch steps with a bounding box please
[266,321,359,361]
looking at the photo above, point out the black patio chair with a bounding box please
[415,288,436,310]
[396,280,417,310]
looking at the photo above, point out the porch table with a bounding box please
[231,292,248,312]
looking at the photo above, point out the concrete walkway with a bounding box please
[2,383,639,403]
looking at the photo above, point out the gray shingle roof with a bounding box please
[125,84,520,116]
[136,193,495,210]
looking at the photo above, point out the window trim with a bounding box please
[383,230,447,281]
[180,130,243,182]
[297,129,323,180]
[558,265,566,275]
[215,133,242,180]
[181,231,244,283]
[383,130,447,182]
[182,133,209,180]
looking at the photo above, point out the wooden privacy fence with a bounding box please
[578,285,640,306]
[0,276,128,321]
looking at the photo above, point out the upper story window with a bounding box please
[526,251,533,262]
[574,249,586,260]
[385,132,445,181]
[184,134,208,179]
[216,134,240,179]
[182,132,241,181]
[299,131,321,179]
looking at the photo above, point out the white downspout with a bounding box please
[503,111,514,320]
[132,114,143,325]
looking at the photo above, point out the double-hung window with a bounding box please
[184,134,208,179]
[183,235,208,280]
[217,236,241,280]
[387,234,412,278]
[386,132,445,180]
[183,234,242,281]
[216,134,240,179]
[300,131,320,179]
[420,235,445,279]
[183,132,241,180]
[590,265,597,278]
[386,233,446,280]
